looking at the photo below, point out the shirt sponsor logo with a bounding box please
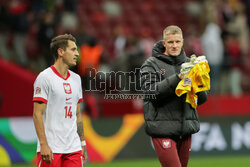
[162,139,171,149]
[63,83,72,94]
[35,87,41,95]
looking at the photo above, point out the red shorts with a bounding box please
[152,136,191,167]
[37,150,83,167]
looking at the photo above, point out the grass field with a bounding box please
[7,155,250,167]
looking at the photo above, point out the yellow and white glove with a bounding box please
[180,54,208,78]
[180,62,194,78]
[194,55,208,64]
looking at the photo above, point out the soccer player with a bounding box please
[33,34,87,166]
[140,25,209,167]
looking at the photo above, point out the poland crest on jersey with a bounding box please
[162,139,171,149]
[63,83,72,94]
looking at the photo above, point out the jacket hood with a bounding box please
[152,40,188,65]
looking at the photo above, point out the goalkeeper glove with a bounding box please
[194,55,208,64]
[180,62,194,78]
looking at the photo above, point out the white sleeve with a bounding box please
[78,75,83,103]
[33,73,50,104]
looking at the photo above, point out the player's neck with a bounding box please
[53,61,69,78]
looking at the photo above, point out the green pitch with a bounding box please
[9,155,250,167]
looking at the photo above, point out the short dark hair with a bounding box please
[50,34,76,60]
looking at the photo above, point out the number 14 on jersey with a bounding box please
[64,106,72,118]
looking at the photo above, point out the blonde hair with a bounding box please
[163,25,183,39]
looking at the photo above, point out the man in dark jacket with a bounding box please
[140,25,209,167]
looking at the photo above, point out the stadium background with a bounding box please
[0,0,250,166]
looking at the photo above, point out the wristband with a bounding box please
[81,140,86,146]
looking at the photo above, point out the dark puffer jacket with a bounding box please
[140,41,208,138]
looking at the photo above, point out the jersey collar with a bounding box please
[50,65,70,80]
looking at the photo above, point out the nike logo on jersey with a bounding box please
[160,69,168,74]
[66,98,72,101]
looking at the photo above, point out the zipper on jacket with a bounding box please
[180,108,185,136]
[174,63,185,136]
[174,64,180,74]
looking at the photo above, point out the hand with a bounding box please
[40,143,53,164]
[82,146,88,165]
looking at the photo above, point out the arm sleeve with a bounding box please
[78,76,83,103]
[33,74,49,104]
[140,64,181,102]
[197,91,209,105]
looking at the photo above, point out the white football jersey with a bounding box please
[33,66,83,153]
